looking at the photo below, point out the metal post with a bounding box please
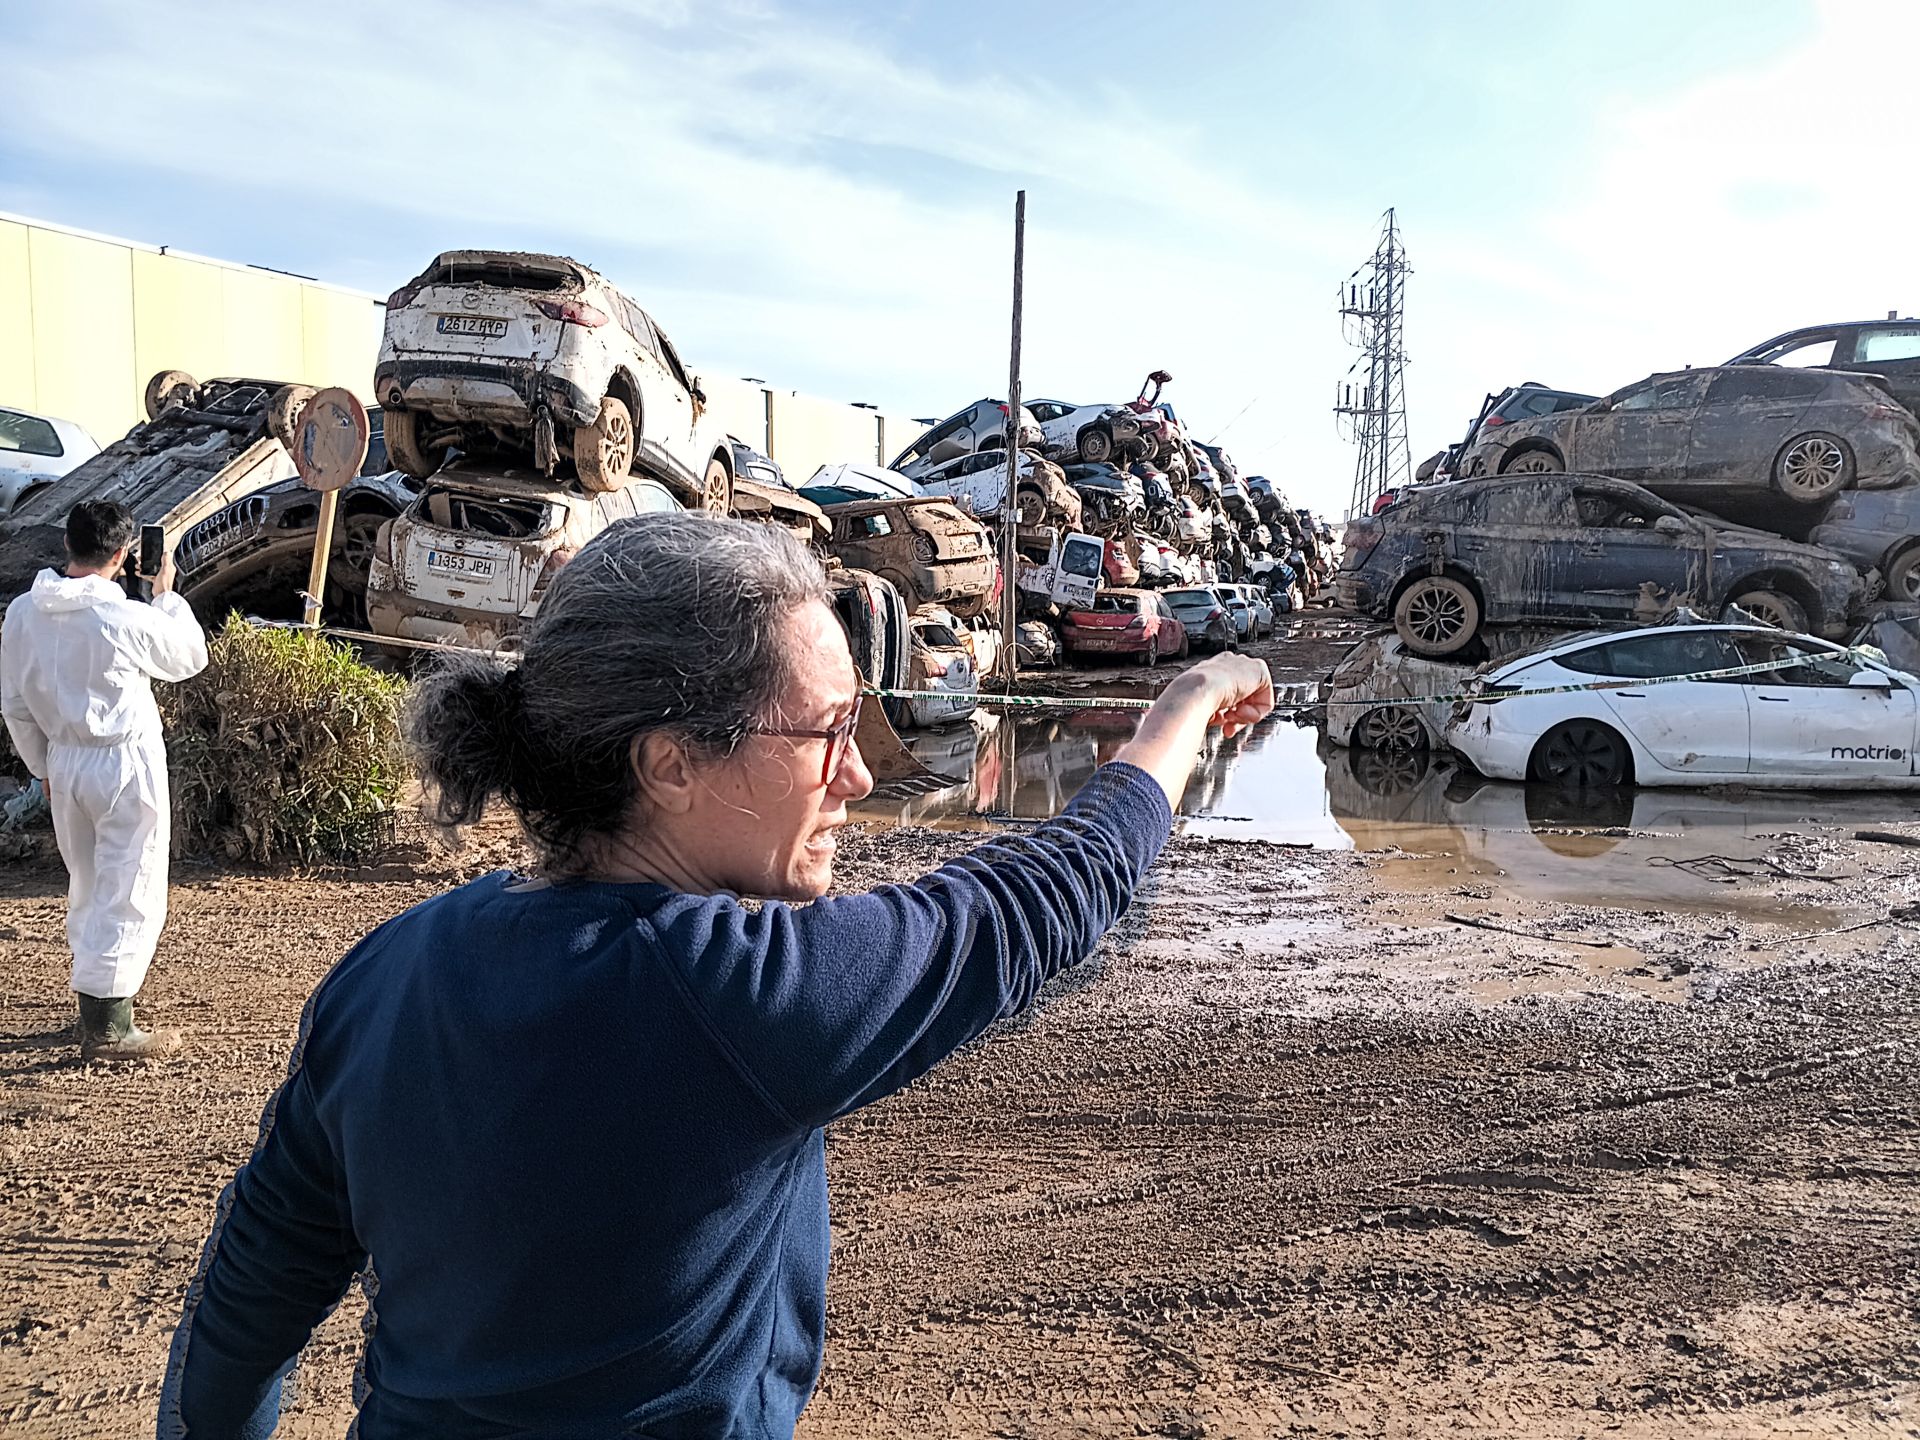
[997,190,1026,685]
[301,488,340,629]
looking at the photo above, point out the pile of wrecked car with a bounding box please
[1331,313,1920,795]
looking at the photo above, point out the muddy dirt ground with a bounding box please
[1,619,1916,1437]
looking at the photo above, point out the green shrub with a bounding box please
[161,618,406,866]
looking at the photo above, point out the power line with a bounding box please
[1332,208,1413,519]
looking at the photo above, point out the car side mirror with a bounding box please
[1849,669,1893,688]
[1653,515,1688,535]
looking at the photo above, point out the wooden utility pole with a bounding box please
[997,190,1025,685]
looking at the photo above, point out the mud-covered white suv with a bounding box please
[375,250,734,512]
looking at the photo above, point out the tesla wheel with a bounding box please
[1723,588,1808,633]
[1529,720,1632,787]
[702,457,733,515]
[1392,575,1481,657]
[1078,426,1114,463]
[1500,447,1564,475]
[1353,704,1428,752]
[1886,546,1920,603]
[381,408,449,480]
[574,396,635,494]
[144,369,200,420]
[1772,432,1853,503]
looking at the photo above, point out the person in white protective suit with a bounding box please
[1,500,208,1060]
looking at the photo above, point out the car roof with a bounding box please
[1491,622,1842,674]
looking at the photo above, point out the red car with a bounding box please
[1062,587,1190,665]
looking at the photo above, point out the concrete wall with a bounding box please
[0,213,385,448]
[0,211,929,483]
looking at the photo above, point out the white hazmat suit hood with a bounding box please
[2,567,208,998]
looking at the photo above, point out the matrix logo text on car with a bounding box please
[1831,744,1906,761]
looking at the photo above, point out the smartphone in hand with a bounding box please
[138,525,166,578]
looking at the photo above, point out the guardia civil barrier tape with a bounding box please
[287,620,1883,719]
[864,645,1885,714]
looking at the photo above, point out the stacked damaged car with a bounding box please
[1333,317,1920,793]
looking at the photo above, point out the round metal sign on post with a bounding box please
[291,387,371,493]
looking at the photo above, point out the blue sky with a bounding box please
[7,0,1911,514]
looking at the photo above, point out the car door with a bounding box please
[1547,480,1703,619]
[1572,631,1751,773]
[648,318,702,461]
[1689,369,1823,490]
[1840,324,1920,413]
[1581,372,1708,488]
[1467,479,1576,619]
[1726,632,1918,780]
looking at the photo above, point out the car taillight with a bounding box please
[1343,518,1382,563]
[1483,414,1508,426]
[1127,616,1148,629]
[531,546,576,599]
[535,299,609,327]
[385,284,422,310]
[916,653,951,680]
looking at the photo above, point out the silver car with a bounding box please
[889,399,1042,483]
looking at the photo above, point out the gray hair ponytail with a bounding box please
[406,511,829,871]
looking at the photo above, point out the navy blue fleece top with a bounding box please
[159,761,1172,1439]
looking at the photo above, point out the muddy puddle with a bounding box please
[857,706,1912,922]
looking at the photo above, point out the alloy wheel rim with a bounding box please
[1406,585,1465,643]
[1782,438,1843,496]
[605,413,633,473]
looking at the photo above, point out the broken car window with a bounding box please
[1727,634,1857,687]
[1760,335,1840,367]
[859,514,893,538]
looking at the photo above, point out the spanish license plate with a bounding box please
[436,314,509,338]
[426,551,496,580]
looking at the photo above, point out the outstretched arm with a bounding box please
[655,655,1274,1130]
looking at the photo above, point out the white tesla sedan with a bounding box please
[1445,624,1920,789]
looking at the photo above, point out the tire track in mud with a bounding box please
[3,812,1917,1437]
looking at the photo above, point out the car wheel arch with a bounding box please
[1526,716,1637,787]
[605,368,644,434]
[1497,441,1565,473]
[1387,563,1485,615]
[1722,570,1820,631]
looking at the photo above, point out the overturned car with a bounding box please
[0,373,329,606]
[1337,472,1863,658]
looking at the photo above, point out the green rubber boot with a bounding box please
[76,995,183,1063]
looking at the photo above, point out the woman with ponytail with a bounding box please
[161,511,1273,1439]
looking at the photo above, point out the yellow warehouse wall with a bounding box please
[0,215,385,449]
[1,213,932,487]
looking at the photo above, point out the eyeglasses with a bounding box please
[750,695,864,787]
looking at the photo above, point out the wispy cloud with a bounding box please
[8,0,1909,513]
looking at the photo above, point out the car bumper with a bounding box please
[901,680,978,728]
[1810,519,1912,574]
[374,359,598,429]
[1063,628,1150,654]
[1442,701,1537,781]
[923,555,998,601]
[1334,574,1375,611]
